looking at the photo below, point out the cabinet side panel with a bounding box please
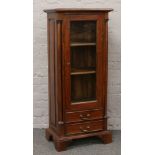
[48,19,56,126]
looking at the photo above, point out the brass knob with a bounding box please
[79,113,91,120]
[79,114,89,120]
[86,126,90,129]
[80,114,84,118]
[86,113,91,117]
[80,127,89,133]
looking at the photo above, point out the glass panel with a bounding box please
[70,21,96,43]
[71,74,96,103]
[70,21,97,104]
[71,46,96,72]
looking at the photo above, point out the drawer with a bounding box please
[65,120,106,135]
[65,109,103,123]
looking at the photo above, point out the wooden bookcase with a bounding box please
[44,8,113,152]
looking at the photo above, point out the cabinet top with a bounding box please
[44,8,113,13]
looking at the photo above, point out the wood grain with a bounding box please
[44,9,113,151]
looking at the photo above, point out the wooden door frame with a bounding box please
[62,14,105,112]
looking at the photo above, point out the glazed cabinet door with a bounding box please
[63,15,105,111]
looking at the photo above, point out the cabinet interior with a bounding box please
[70,21,97,103]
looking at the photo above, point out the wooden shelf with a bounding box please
[71,99,97,104]
[71,68,96,75]
[70,42,96,47]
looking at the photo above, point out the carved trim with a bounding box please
[104,13,109,22]
[104,19,109,22]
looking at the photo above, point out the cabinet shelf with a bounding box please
[71,99,97,104]
[71,68,96,75]
[70,42,96,47]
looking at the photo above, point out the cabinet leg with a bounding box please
[53,138,70,152]
[98,131,112,144]
[45,128,53,141]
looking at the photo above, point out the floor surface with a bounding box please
[33,129,121,155]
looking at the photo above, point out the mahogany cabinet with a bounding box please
[44,8,113,152]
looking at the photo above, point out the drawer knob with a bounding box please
[86,113,91,117]
[80,114,84,118]
[86,126,90,129]
[79,114,91,120]
[80,126,90,133]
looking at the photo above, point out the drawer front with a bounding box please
[65,109,103,123]
[65,120,106,135]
